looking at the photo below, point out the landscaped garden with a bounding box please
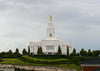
[0,55,83,71]
[0,48,99,71]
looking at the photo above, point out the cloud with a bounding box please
[0,0,100,52]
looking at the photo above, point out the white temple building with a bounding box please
[29,16,72,55]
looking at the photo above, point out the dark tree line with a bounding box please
[0,48,20,58]
[0,47,99,58]
[32,46,100,56]
[0,48,29,58]
[71,48,100,57]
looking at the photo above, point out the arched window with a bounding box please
[50,33,52,37]
[93,69,100,71]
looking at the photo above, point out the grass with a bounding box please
[0,56,82,71]
[22,55,69,61]
[0,58,36,65]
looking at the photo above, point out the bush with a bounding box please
[0,57,2,62]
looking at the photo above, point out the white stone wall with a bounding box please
[41,40,60,54]
[15,65,77,71]
[29,40,72,55]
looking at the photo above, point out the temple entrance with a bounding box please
[48,52,52,55]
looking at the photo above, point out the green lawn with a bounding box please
[22,55,69,61]
[0,56,82,71]
[0,58,36,65]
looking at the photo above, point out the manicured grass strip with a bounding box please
[19,56,71,64]
[22,55,69,61]
[0,58,36,65]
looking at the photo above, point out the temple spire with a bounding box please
[50,16,52,22]
[47,16,55,37]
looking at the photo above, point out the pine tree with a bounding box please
[8,50,13,54]
[72,48,76,56]
[14,48,21,57]
[67,46,69,55]
[37,47,43,55]
[80,48,87,56]
[22,48,28,55]
[57,46,62,55]
[92,50,96,56]
[39,47,43,54]
[7,50,13,58]
[15,48,19,54]
[87,49,92,56]
[37,47,40,55]
[28,46,30,55]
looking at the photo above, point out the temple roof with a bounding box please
[43,37,60,41]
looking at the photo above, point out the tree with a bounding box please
[92,50,96,56]
[15,48,19,54]
[37,47,39,54]
[37,47,43,55]
[39,47,43,54]
[14,48,21,57]
[72,48,76,56]
[22,48,28,55]
[76,53,80,56]
[6,50,15,58]
[57,46,62,55]
[80,48,87,56]
[92,50,100,56]
[8,50,13,54]
[28,46,30,55]
[0,57,2,62]
[95,50,100,56]
[87,49,92,56]
[67,46,69,55]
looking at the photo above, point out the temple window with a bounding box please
[50,33,52,37]
[46,46,54,50]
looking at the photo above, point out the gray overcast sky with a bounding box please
[0,0,100,52]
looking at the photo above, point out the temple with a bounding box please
[28,16,72,55]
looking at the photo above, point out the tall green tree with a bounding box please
[92,50,96,56]
[67,46,69,55]
[28,46,30,55]
[57,46,62,55]
[14,48,21,57]
[37,47,43,55]
[8,50,13,54]
[87,49,92,56]
[72,48,76,56]
[80,48,87,56]
[92,50,100,56]
[15,48,19,54]
[39,47,43,54]
[37,47,39,55]
[22,48,28,55]
[8,50,13,57]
